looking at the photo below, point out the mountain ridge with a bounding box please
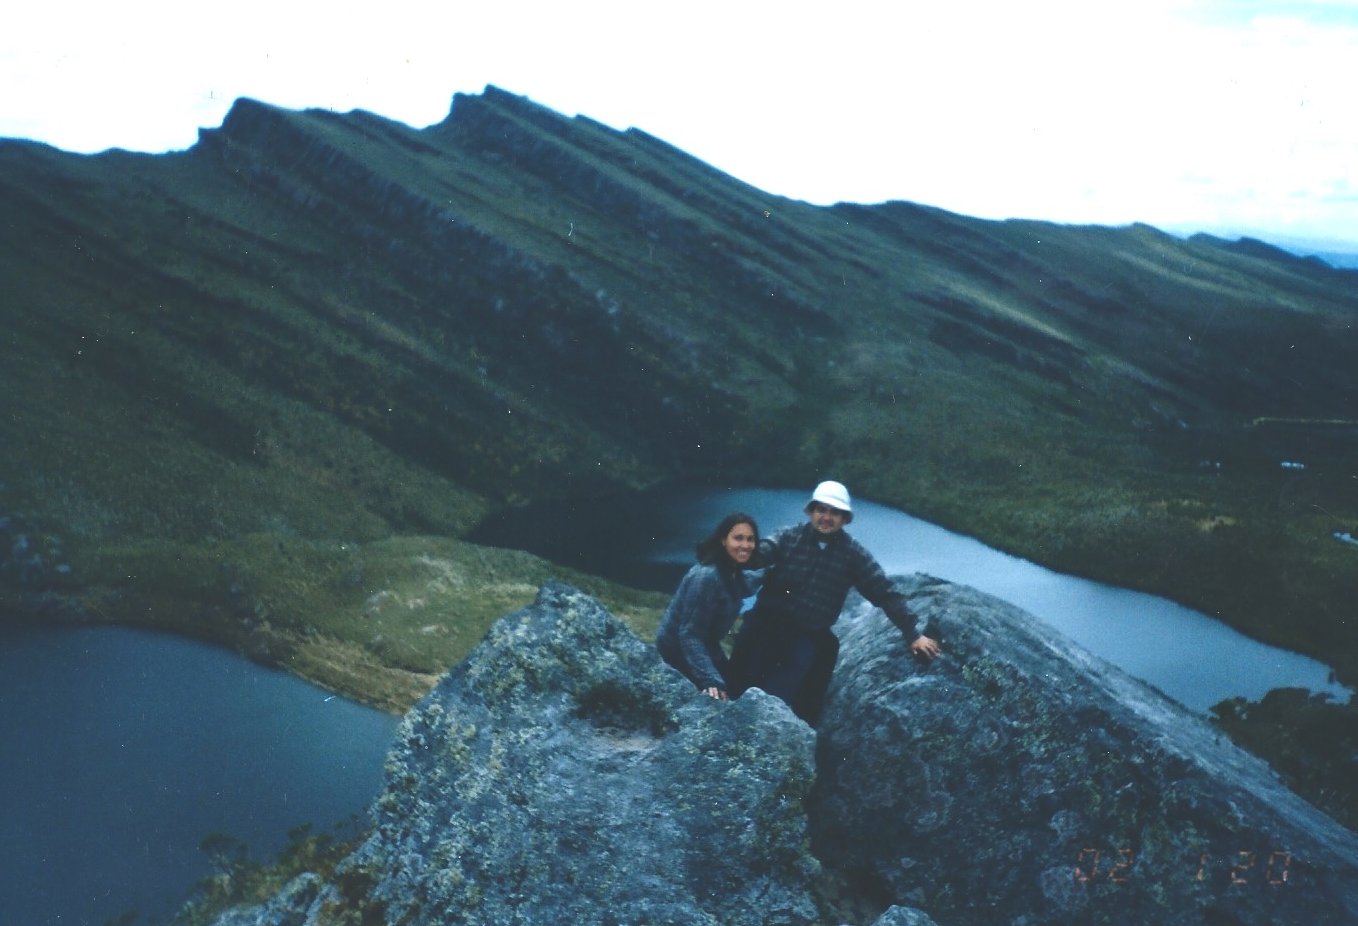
[1,85,1355,704]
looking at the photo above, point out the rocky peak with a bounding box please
[203,582,830,925]
[200,579,1358,926]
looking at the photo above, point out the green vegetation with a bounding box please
[2,88,1355,740]
[57,532,667,712]
[1212,690,1358,833]
[169,823,364,926]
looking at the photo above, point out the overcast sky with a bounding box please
[4,1,1356,253]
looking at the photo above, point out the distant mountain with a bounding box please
[2,86,1355,702]
[1312,250,1358,270]
[1166,227,1358,272]
[1193,233,1358,272]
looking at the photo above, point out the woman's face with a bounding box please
[722,522,757,565]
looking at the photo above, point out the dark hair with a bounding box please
[695,511,760,568]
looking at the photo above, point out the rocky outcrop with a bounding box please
[812,574,1358,925]
[204,578,1358,926]
[208,582,834,925]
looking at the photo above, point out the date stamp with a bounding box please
[1074,847,1293,886]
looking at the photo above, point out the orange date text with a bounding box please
[1074,848,1292,886]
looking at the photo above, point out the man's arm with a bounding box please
[848,541,939,658]
[756,525,797,568]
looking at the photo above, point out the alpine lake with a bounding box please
[3,484,1349,925]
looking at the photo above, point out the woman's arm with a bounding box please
[672,568,732,691]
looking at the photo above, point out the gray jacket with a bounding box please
[656,564,758,689]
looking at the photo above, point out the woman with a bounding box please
[655,512,762,700]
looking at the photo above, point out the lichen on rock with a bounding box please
[202,577,1358,926]
[209,581,825,925]
[811,574,1358,926]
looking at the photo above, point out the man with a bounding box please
[731,480,941,722]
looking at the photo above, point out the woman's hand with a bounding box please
[702,686,728,700]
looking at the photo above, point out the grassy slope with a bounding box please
[0,111,673,708]
[1,89,1356,721]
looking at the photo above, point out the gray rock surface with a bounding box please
[868,905,942,926]
[206,873,322,926]
[811,574,1358,925]
[210,581,826,926]
[205,576,1358,926]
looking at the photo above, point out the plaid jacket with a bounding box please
[655,563,756,690]
[754,522,918,638]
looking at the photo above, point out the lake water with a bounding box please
[471,484,1351,712]
[0,620,398,926]
[6,484,1349,924]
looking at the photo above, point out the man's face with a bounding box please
[808,502,848,535]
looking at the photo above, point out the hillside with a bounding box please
[1,86,1355,709]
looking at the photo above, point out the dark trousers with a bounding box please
[731,614,839,724]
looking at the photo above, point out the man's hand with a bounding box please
[909,635,941,660]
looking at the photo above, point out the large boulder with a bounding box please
[202,577,1358,926]
[811,574,1358,925]
[211,581,829,926]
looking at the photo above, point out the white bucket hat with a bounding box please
[807,480,853,522]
